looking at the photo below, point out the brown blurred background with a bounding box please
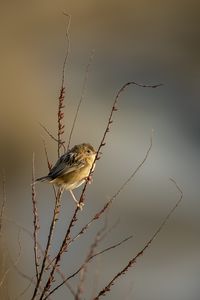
[0,0,200,299]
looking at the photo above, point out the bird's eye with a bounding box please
[87,149,91,153]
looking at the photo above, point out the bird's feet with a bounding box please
[77,202,84,210]
[69,190,85,211]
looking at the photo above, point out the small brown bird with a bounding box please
[36,143,96,209]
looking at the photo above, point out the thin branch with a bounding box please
[41,138,75,300]
[90,263,100,300]
[59,82,161,257]
[39,81,161,298]
[40,124,66,154]
[47,133,151,272]
[57,86,66,157]
[68,134,152,248]
[41,136,58,200]
[3,216,75,298]
[55,267,76,298]
[75,216,108,300]
[41,137,73,297]
[99,218,120,242]
[12,266,52,300]
[61,12,71,89]
[93,219,121,297]
[0,169,6,238]
[57,13,71,157]
[40,123,59,143]
[3,138,74,297]
[67,49,95,150]
[91,235,132,260]
[77,82,162,208]
[11,262,54,300]
[75,217,120,300]
[92,132,153,220]
[31,188,63,300]
[44,236,132,300]
[32,153,40,281]
[92,178,183,299]
[41,136,52,171]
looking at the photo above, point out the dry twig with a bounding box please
[3,216,75,298]
[63,82,161,247]
[75,217,120,300]
[57,13,71,157]
[67,49,95,150]
[39,82,160,298]
[67,134,152,248]
[31,14,71,300]
[75,216,108,300]
[77,82,162,208]
[43,236,132,300]
[41,136,59,200]
[41,136,52,171]
[39,124,66,154]
[92,178,183,299]
[31,188,63,300]
[32,153,40,281]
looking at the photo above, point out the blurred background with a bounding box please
[0,0,200,299]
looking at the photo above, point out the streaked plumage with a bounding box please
[36,143,96,209]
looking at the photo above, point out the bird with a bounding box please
[36,143,97,209]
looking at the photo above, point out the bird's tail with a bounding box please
[35,176,50,182]
[31,176,50,186]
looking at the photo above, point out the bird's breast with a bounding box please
[52,163,92,190]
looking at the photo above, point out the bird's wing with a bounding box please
[48,151,85,179]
